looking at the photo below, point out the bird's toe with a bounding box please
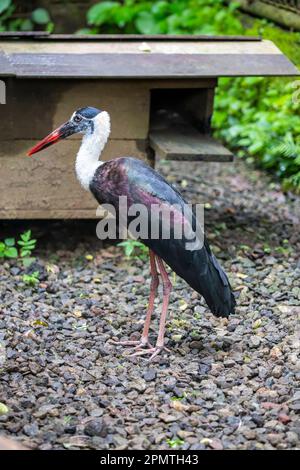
[129,345,170,361]
[130,340,153,351]
[110,337,153,350]
[128,347,156,358]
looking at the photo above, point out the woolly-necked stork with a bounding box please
[27,106,236,360]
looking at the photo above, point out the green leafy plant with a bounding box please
[31,8,50,25]
[0,0,14,31]
[166,438,185,448]
[83,0,243,35]
[118,239,148,260]
[213,76,300,193]
[0,1,53,32]
[17,230,36,258]
[0,237,18,259]
[0,0,10,15]
[212,19,300,193]
[0,230,37,266]
[22,271,39,286]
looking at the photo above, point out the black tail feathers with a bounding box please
[193,248,236,318]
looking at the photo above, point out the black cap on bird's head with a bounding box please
[27,106,101,156]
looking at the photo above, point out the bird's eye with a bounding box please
[74,115,82,123]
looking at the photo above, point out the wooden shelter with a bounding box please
[0,33,298,219]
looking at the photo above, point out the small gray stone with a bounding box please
[250,336,261,348]
[224,359,236,368]
[84,419,107,438]
[189,340,202,349]
[272,365,283,378]
[143,369,157,382]
[23,423,39,437]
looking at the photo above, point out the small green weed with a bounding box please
[0,238,18,259]
[22,271,39,286]
[118,239,148,260]
[166,438,185,448]
[0,230,37,267]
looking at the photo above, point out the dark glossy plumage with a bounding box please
[90,157,235,317]
[76,106,101,119]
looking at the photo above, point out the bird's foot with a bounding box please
[129,345,170,361]
[110,337,153,349]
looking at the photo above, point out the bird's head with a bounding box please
[27,106,106,156]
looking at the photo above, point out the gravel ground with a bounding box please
[0,159,299,450]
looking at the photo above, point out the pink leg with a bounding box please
[140,250,159,344]
[131,256,172,361]
[111,249,159,349]
[154,257,172,349]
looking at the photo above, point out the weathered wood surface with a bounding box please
[0,33,262,41]
[0,52,13,76]
[0,139,147,219]
[149,125,233,162]
[0,80,149,140]
[3,53,298,78]
[1,39,279,54]
[0,78,214,141]
[0,39,298,77]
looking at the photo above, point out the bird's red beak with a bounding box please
[27,120,76,156]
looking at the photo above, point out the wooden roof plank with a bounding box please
[0,40,281,54]
[0,33,262,41]
[0,37,298,78]
[2,52,297,78]
[0,49,14,76]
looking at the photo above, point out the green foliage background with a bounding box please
[1,0,300,191]
[0,0,53,32]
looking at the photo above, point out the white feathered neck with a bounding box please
[75,111,110,191]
